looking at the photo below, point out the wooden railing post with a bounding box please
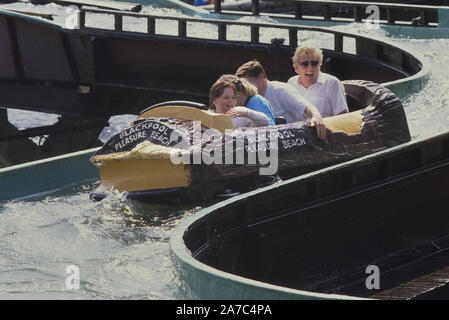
[289,28,298,48]
[214,0,222,13]
[79,10,85,28]
[386,8,395,25]
[420,10,429,25]
[218,23,226,41]
[353,6,362,23]
[147,17,155,34]
[251,25,259,43]
[334,34,343,52]
[114,14,122,31]
[179,19,187,38]
[251,0,260,16]
[323,4,331,21]
[294,2,302,19]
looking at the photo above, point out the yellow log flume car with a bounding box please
[90,80,411,204]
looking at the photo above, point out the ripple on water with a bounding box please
[0,182,201,299]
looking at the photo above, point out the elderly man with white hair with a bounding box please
[288,45,349,118]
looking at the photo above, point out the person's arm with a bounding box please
[247,109,270,127]
[232,117,254,128]
[226,106,270,127]
[303,104,326,140]
[279,85,308,119]
[280,85,326,140]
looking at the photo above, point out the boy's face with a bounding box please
[242,74,265,95]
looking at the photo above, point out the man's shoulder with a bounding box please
[320,72,341,84]
[269,80,289,88]
[287,75,299,84]
[268,80,297,93]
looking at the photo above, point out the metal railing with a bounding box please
[213,0,443,27]
[78,7,422,75]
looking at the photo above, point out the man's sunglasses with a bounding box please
[299,60,319,67]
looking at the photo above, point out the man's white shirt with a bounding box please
[287,72,348,118]
[264,81,308,123]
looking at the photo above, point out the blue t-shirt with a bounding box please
[246,95,275,125]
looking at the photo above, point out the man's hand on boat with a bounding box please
[304,105,326,140]
[310,114,326,141]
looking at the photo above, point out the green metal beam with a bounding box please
[0,147,99,202]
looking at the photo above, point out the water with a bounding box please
[0,183,202,299]
[2,3,449,299]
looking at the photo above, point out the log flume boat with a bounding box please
[90,80,411,204]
